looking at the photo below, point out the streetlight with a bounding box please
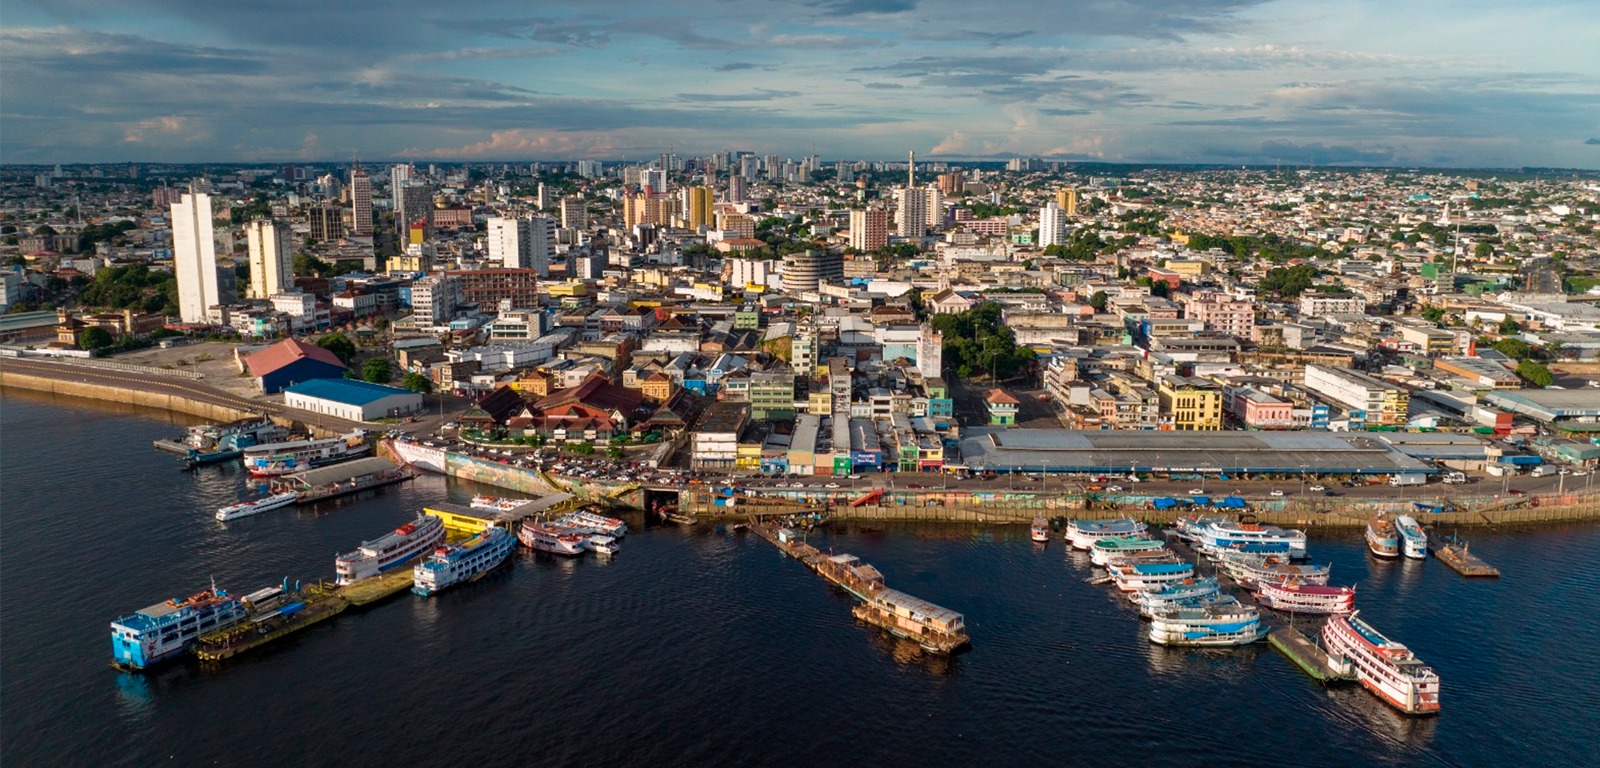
[1299,463,1308,497]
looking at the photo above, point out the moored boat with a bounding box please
[1366,515,1401,559]
[1132,576,1222,617]
[1147,597,1266,647]
[1066,518,1148,549]
[1030,517,1050,543]
[1090,536,1168,566]
[850,588,969,654]
[1394,515,1428,560]
[1110,561,1196,592]
[1199,520,1308,559]
[1221,555,1332,590]
[242,433,369,478]
[411,527,515,596]
[110,583,249,669]
[517,520,588,556]
[1257,579,1355,614]
[1173,514,1229,542]
[335,513,447,585]
[470,495,528,513]
[587,535,620,555]
[1323,612,1440,715]
[215,491,299,521]
[563,509,628,537]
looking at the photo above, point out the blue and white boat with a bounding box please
[1199,520,1308,559]
[110,583,249,669]
[1394,515,1428,560]
[1066,518,1148,550]
[1110,561,1196,592]
[411,527,514,596]
[1148,596,1266,646]
[1131,576,1222,615]
[336,513,447,585]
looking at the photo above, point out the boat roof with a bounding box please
[1132,562,1194,574]
[287,457,396,485]
[874,589,964,624]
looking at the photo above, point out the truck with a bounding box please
[1388,474,1426,486]
[1485,464,1508,477]
[1530,465,1550,478]
[1443,471,1468,484]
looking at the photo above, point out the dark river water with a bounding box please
[3,391,1597,767]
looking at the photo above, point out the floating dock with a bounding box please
[337,569,416,607]
[1430,533,1500,577]
[272,457,414,505]
[195,586,349,662]
[1268,625,1355,684]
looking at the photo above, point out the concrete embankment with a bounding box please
[1,369,258,423]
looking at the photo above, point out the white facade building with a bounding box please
[244,219,294,300]
[171,192,219,323]
[486,216,555,277]
[1038,201,1068,247]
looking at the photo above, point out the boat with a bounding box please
[156,417,288,465]
[1147,597,1267,647]
[1257,579,1355,614]
[1089,536,1168,566]
[194,586,349,662]
[1198,520,1308,559]
[1110,562,1197,592]
[850,588,969,654]
[517,520,588,556]
[1220,555,1332,590]
[1204,540,1294,559]
[556,509,629,537]
[411,527,515,596]
[1323,612,1440,715]
[1394,515,1428,560]
[1030,517,1051,543]
[587,535,620,555]
[1066,518,1148,550]
[1366,515,1401,559]
[110,582,249,669]
[1132,576,1222,616]
[1173,514,1229,542]
[335,514,447,585]
[242,433,370,477]
[214,491,299,521]
[470,495,529,513]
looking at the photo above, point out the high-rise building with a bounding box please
[309,203,345,242]
[389,164,411,210]
[486,216,555,276]
[410,274,461,325]
[1038,201,1068,247]
[848,207,888,252]
[937,172,965,195]
[642,168,667,195]
[782,249,843,294]
[348,167,372,235]
[397,181,432,235]
[1056,187,1078,216]
[925,185,944,228]
[244,219,294,300]
[728,176,748,203]
[739,155,759,182]
[560,196,588,230]
[536,183,554,210]
[895,188,928,239]
[171,192,219,323]
[684,186,714,231]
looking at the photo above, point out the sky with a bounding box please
[3,0,1598,168]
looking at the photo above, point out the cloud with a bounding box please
[803,0,918,15]
[676,89,802,102]
[714,62,762,71]
[1040,108,1091,116]
[1587,138,1600,145]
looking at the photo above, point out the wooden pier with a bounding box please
[1431,535,1501,577]
[1268,625,1354,684]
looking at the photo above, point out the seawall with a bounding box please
[0,370,258,424]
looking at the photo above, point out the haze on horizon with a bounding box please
[2,0,1597,169]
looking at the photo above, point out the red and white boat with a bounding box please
[517,520,587,556]
[1030,517,1050,543]
[1257,579,1355,614]
[1323,612,1440,715]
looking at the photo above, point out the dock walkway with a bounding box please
[1431,535,1501,577]
[338,569,416,606]
[1268,625,1354,684]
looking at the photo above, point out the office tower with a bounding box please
[728,176,748,204]
[1056,187,1078,216]
[925,185,944,228]
[244,219,294,300]
[486,216,555,277]
[396,180,431,235]
[642,168,668,195]
[561,196,588,230]
[171,192,219,323]
[1039,201,1068,247]
[684,186,714,231]
[895,187,928,239]
[348,167,372,235]
[763,154,781,178]
[389,164,411,210]
[576,159,602,179]
[849,207,888,252]
[309,203,346,242]
[782,249,843,293]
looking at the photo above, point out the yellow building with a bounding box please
[547,281,589,298]
[1164,259,1209,279]
[1157,375,1223,431]
[1055,188,1078,216]
[685,186,714,231]
[807,390,832,417]
[640,372,675,404]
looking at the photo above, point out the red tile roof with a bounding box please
[244,338,347,378]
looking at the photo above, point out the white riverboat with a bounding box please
[335,514,447,585]
[518,521,588,556]
[1066,518,1148,550]
[1323,612,1440,715]
[1394,515,1428,560]
[215,492,299,521]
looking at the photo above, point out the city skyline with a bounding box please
[3,0,1598,168]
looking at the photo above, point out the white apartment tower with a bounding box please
[171,192,219,323]
[486,215,555,277]
[244,219,294,300]
[1039,201,1068,247]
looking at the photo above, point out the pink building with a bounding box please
[1185,292,1256,338]
[1227,387,1295,429]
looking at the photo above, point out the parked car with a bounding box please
[1106,485,1124,492]
[1309,485,1326,492]
[1187,488,1204,495]
[1270,490,1285,497]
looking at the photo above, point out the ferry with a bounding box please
[1132,576,1222,617]
[1103,550,1183,571]
[110,582,249,669]
[215,491,299,521]
[587,535,620,555]
[1220,555,1332,590]
[1147,597,1267,647]
[1257,580,1355,614]
[470,495,529,513]
[558,509,629,537]
[1366,515,1401,559]
[517,521,588,556]
[1323,612,1441,715]
[1394,515,1428,560]
[1090,536,1168,567]
[411,527,515,596]
[242,433,369,478]
[1066,518,1148,550]
[1173,514,1229,542]
[1110,562,1197,592]
[335,514,447,585]
[1205,540,1294,559]
[1030,517,1051,543]
[1198,520,1308,559]
[156,417,288,465]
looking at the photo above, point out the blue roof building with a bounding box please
[282,378,424,422]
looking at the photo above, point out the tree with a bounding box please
[1498,316,1519,334]
[77,326,114,350]
[606,446,624,460]
[294,253,332,277]
[361,357,392,384]
[1473,242,1494,259]
[1493,337,1533,360]
[401,371,433,394]
[316,332,357,364]
[1088,290,1109,312]
[1420,306,1446,323]
[1258,265,1319,298]
[1517,360,1553,387]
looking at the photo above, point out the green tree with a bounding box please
[77,326,114,350]
[1493,338,1533,360]
[1517,360,1553,387]
[316,332,357,364]
[606,446,624,460]
[1498,316,1519,334]
[1088,290,1109,312]
[401,371,433,394]
[294,253,332,277]
[361,357,392,384]
[1258,264,1319,298]
[1420,306,1446,323]
[1473,242,1494,259]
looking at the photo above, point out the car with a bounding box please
[1106,485,1124,492]
[1187,488,1204,495]
[825,482,840,489]
[1573,470,1590,477]
[1323,490,1339,497]
[1270,490,1285,497]
[1508,488,1527,496]
[1086,484,1104,491]
[1308,485,1326,492]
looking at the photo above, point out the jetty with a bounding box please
[271,457,414,505]
[1268,625,1355,684]
[195,584,349,662]
[337,569,416,607]
[1430,533,1500,577]
[747,517,969,654]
